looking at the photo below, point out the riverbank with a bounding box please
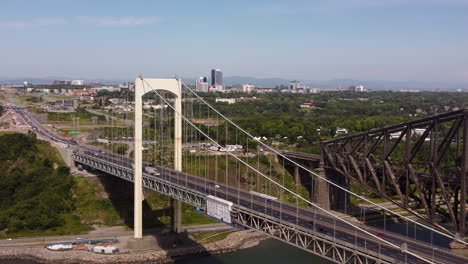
[0,230,268,264]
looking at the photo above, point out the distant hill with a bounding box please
[221,76,468,91]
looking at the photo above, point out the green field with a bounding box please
[47,107,106,123]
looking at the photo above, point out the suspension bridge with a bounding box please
[13,77,468,264]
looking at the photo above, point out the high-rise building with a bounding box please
[196,77,209,92]
[290,80,301,89]
[211,69,223,86]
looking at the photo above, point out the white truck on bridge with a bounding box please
[206,195,233,223]
[249,190,277,201]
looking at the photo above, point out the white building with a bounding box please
[336,127,349,135]
[209,84,224,92]
[92,86,120,92]
[119,82,133,89]
[215,98,236,104]
[242,84,255,93]
[196,77,209,92]
[309,88,320,94]
[290,80,301,89]
[71,80,84,86]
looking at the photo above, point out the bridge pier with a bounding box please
[325,168,351,211]
[170,198,182,233]
[293,166,300,186]
[313,167,330,210]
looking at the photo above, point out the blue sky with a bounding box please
[1,0,468,82]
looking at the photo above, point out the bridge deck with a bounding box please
[74,150,467,264]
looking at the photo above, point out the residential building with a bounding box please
[215,97,259,104]
[71,80,84,86]
[209,85,224,92]
[255,88,278,93]
[53,80,71,85]
[215,98,236,104]
[290,80,301,89]
[196,77,209,92]
[119,82,133,89]
[348,85,366,92]
[242,84,255,93]
[54,99,77,109]
[309,88,320,94]
[73,89,96,96]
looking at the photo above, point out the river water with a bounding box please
[175,239,332,264]
[2,239,332,264]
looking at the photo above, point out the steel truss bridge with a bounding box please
[322,110,468,237]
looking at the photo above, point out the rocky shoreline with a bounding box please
[0,230,269,264]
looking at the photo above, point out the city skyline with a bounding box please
[1,0,468,82]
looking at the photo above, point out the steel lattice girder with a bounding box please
[232,206,396,264]
[321,110,468,236]
[73,153,206,209]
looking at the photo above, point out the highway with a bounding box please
[14,107,468,264]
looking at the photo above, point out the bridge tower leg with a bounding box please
[134,78,183,239]
[171,84,183,233]
[134,81,144,239]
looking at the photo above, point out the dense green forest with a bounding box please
[0,132,80,235]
